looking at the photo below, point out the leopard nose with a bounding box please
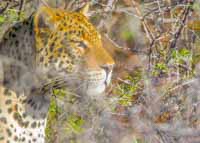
[101,65,114,86]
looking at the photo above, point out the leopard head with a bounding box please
[34,6,115,95]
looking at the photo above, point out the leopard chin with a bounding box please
[80,68,113,96]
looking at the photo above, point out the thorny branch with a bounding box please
[131,0,154,43]
[169,2,194,49]
[131,0,157,72]
[166,1,194,62]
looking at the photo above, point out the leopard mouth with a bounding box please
[36,67,113,96]
[81,69,113,96]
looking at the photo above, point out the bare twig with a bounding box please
[131,0,158,73]
[18,0,24,20]
[105,0,117,12]
[163,78,198,96]
[40,0,49,7]
[103,34,124,49]
[0,2,9,14]
[131,0,154,43]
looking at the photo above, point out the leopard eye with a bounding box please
[70,40,88,49]
[78,41,88,49]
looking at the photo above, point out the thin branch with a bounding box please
[166,1,194,62]
[40,0,49,7]
[131,0,155,42]
[131,0,158,73]
[17,0,24,20]
[0,2,9,14]
[164,78,198,96]
[103,34,124,49]
[169,4,192,49]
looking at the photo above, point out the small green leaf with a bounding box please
[66,115,85,134]
[0,16,5,24]
[155,63,167,71]
[121,30,135,41]
[53,89,67,97]
[133,138,143,143]
[179,48,190,57]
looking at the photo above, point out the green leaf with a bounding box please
[66,115,85,134]
[0,16,5,24]
[171,49,178,59]
[53,89,67,97]
[179,48,190,57]
[133,138,143,143]
[121,30,135,41]
[155,63,167,71]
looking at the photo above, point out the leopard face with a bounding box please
[0,6,115,96]
[33,6,115,95]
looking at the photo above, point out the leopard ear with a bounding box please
[34,6,57,50]
[34,6,57,31]
[79,3,90,17]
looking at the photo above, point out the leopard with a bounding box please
[0,5,115,143]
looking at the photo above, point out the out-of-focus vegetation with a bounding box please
[114,68,143,106]
[0,0,200,143]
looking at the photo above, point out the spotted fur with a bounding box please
[0,86,48,143]
[0,6,114,143]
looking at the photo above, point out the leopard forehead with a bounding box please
[56,12,101,45]
[36,10,102,46]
